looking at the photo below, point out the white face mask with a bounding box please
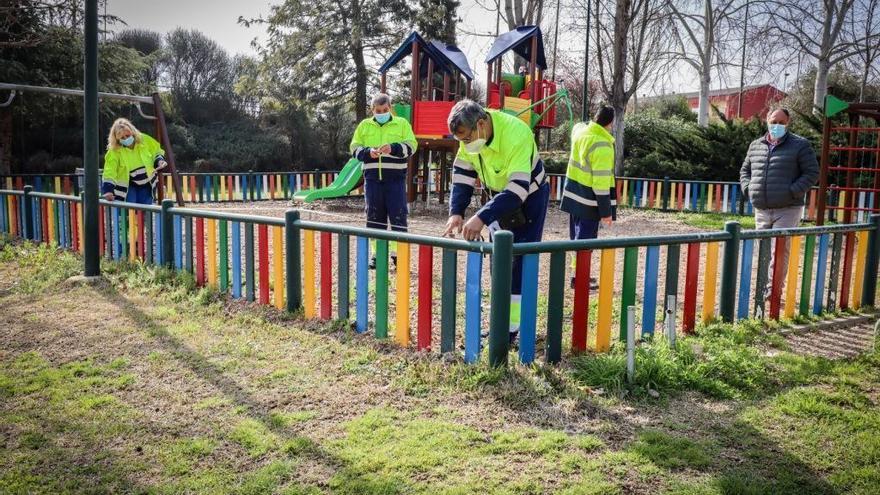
[462,124,486,154]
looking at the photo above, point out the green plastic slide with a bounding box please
[292,158,363,203]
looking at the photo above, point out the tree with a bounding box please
[584,0,672,174]
[115,28,164,87]
[667,0,745,127]
[503,0,546,29]
[849,0,880,102]
[417,0,460,43]
[770,0,880,113]
[244,0,413,122]
[162,28,237,123]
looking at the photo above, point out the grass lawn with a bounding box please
[0,237,878,494]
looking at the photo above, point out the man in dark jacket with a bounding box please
[740,108,819,302]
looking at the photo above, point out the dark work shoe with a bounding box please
[369,257,376,270]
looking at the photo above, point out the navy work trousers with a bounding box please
[364,177,407,233]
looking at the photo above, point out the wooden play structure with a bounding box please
[816,96,880,225]
[378,31,474,204]
[484,26,558,132]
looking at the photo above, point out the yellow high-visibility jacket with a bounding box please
[561,121,617,220]
[102,133,165,200]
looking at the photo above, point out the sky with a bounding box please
[105,0,784,97]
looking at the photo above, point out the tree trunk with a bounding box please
[813,56,830,113]
[697,68,711,126]
[698,0,713,127]
[612,105,626,177]
[610,0,630,176]
[350,0,368,121]
[859,61,869,102]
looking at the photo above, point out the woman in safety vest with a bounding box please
[102,118,167,204]
[443,99,550,344]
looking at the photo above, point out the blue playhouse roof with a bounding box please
[485,25,546,70]
[379,32,474,81]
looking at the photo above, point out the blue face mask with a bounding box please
[768,124,786,140]
[120,136,135,147]
[374,112,391,124]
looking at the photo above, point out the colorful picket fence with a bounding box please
[15,171,877,224]
[2,187,879,367]
[1,171,364,204]
[10,173,865,223]
[551,176,828,222]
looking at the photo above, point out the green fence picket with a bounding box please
[619,246,638,341]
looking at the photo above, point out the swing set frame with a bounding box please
[0,82,185,206]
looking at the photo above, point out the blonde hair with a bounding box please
[107,118,142,151]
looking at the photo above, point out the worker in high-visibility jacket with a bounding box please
[561,106,617,289]
[102,118,168,205]
[349,93,418,268]
[443,99,550,344]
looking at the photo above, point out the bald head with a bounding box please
[767,108,790,126]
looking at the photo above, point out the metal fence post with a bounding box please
[22,185,33,240]
[662,177,670,212]
[488,230,513,367]
[161,199,174,268]
[861,214,880,308]
[665,295,677,348]
[248,170,255,201]
[285,209,302,312]
[719,221,741,322]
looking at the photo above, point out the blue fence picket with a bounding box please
[519,254,539,364]
[464,251,483,364]
[232,221,242,299]
[813,234,829,315]
[642,246,660,336]
[737,239,754,320]
[356,236,369,333]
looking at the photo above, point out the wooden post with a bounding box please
[816,113,832,225]
[152,93,185,206]
[466,79,472,99]
[443,73,450,101]
[381,72,386,92]
[530,36,538,102]
[427,58,434,101]
[496,60,504,108]
[485,62,492,106]
[408,40,420,203]
[453,70,460,99]
[844,112,858,224]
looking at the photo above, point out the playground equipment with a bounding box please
[291,32,476,205]
[378,31,475,204]
[816,96,880,225]
[278,28,574,206]
[0,83,186,206]
[485,26,559,132]
[292,158,363,203]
